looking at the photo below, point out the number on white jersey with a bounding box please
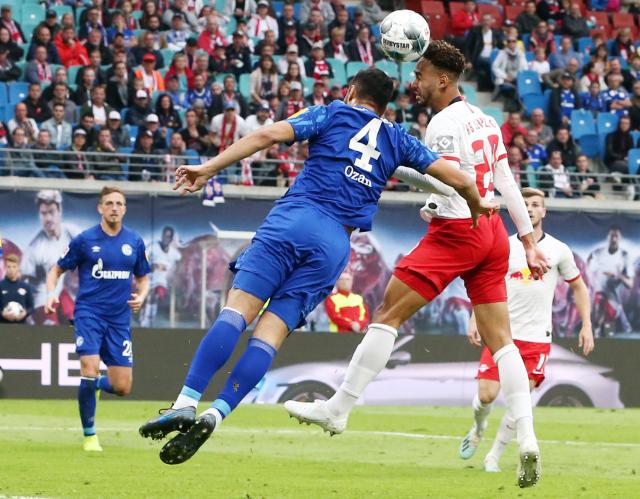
[471,134,499,197]
[349,118,382,172]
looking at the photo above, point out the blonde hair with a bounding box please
[521,187,545,205]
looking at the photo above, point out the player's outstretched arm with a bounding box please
[392,166,455,195]
[427,158,498,228]
[569,277,594,356]
[44,264,65,314]
[174,121,296,194]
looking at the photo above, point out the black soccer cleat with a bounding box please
[159,413,217,465]
[139,406,196,440]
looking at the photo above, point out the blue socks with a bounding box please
[97,375,115,394]
[211,337,277,419]
[182,308,247,397]
[78,377,97,436]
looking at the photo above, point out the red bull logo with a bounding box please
[509,268,543,282]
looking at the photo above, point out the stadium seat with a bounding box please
[571,110,596,139]
[577,37,592,56]
[239,73,251,97]
[629,149,640,175]
[8,82,29,104]
[400,63,415,84]
[185,149,200,165]
[370,24,380,40]
[477,4,502,26]
[505,5,524,21]
[424,12,449,41]
[302,77,315,94]
[525,52,534,62]
[525,164,539,189]
[120,107,129,123]
[516,70,541,97]
[483,107,504,124]
[597,112,619,136]
[271,0,284,16]
[459,83,477,105]
[376,59,399,79]
[612,12,636,35]
[346,61,368,79]
[0,83,7,105]
[52,5,72,18]
[118,146,132,178]
[522,33,530,50]
[327,58,346,84]
[128,125,138,146]
[449,2,465,16]
[577,134,600,158]
[21,4,44,26]
[522,94,548,117]
[631,130,640,145]
[587,11,610,33]
[67,65,82,83]
[420,1,445,15]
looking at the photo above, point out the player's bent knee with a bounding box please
[112,381,132,396]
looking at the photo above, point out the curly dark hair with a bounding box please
[421,40,466,79]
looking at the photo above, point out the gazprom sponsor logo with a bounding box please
[91,258,131,280]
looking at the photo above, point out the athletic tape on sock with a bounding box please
[492,342,518,364]
[367,322,398,338]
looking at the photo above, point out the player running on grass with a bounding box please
[138,67,495,465]
[285,41,550,488]
[45,187,150,452]
[459,187,594,471]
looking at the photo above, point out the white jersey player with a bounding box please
[286,41,550,488]
[459,188,594,472]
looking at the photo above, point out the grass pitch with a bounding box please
[0,401,638,498]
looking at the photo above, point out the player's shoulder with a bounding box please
[541,232,573,255]
[121,225,144,242]
[76,224,101,241]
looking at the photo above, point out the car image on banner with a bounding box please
[245,336,623,409]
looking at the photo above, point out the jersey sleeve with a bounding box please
[425,117,461,163]
[134,237,151,277]
[558,243,580,282]
[286,105,330,142]
[57,235,83,271]
[399,131,439,173]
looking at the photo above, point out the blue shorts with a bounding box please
[74,314,133,367]
[231,202,351,331]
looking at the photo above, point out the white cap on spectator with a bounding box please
[73,128,87,136]
[287,44,299,54]
[146,113,159,123]
[136,89,148,99]
[108,110,121,120]
[290,81,302,92]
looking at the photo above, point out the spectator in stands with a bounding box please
[610,28,635,65]
[306,42,333,81]
[590,43,610,76]
[0,119,7,146]
[105,110,130,149]
[572,154,600,198]
[249,54,278,108]
[39,10,60,39]
[547,126,580,167]
[516,1,540,34]
[106,61,134,110]
[127,89,152,126]
[75,112,98,148]
[163,0,199,31]
[107,48,136,81]
[140,1,160,30]
[25,46,54,86]
[605,115,634,179]
[166,13,191,52]
[41,103,72,150]
[301,0,335,25]
[75,49,107,86]
[155,94,182,131]
[131,130,164,181]
[79,7,108,43]
[0,45,19,81]
[298,22,319,57]
[394,93,414,124]
[54,27,90,69]
[542,150,573,198]
[346,26,381,67]
[80,85,111,127]
[507,145,525,185]
[580,61,607,94]
[278,4,300,44]
[465,14,504,92]
[278,20,299,56]
[492,37,527,111]
[607,58,634,94]
[9,127,39,176]
[306,81,329,106]
[27,25,61,64]
[278,44,307,79]
[549,36,581,71]
[528,20,555,56]
[408,110,429,143]
[276,80,305,121]
[107,11,136,47]
[165,53,194,92]
[324,26,347,63]
[226,30,251,78]
[602,73,632,117]
[136,113,167,150]
[209,74,249,117]
[210,100,247,158]
[329,7,355,43]
[624,54,640,94]
[179,108,211,154]
[0,254,33,324]
[142,16,166,52]
[245,101,273,133]
[132,31,165,68]
[73,67,97,106]
[628,80,640,130]
[48,82,77,124]
[186,73,212,108]
[325,269,369,334]
[328,84,343,103]
[0,26,23,62]
[165,75,188,110]
[0,6,24,45]
[33,130,62,177]
[543,57,580,90]
[360,0,383,26]
[247,0,278,40]
[450,0,480,50]
[8,103,38,143]
[163,132,187,182]
[65,128,90,179]
[549,71,581,130]
[208,40,229,76]
[529,47,551,83]
[198,16,227,56]
[581,81,608,115]
[562,3,589,38]
[536,0,563,23]
[525,129,547,171]
[89,128,125,180]
[136,53,166,94]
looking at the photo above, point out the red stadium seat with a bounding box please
[587,11,610,29]
[477,4,503,26]
[405,0,422,11]
[421,1,445,16]
[425,12,449,41]
[612,12,636,29]
[505,5,524,21]
[449,2,465,16]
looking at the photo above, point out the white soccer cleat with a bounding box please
[517,443,541,488]
[284,400,348,436]
[459,423,485,460]
[484,455,501,473]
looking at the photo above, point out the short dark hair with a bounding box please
[351,67,393,112]
[100,186,126,202]
[421,40,466,79]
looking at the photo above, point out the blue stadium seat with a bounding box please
[346,61,368,79]
[459,83,477,105]
[52,5,72,18]
[526,164,539,188]
[239,73,251,98]
[271,1,284,16]
[596,112,619,136]
[629,149,640,175]
[118,146,132,178]
[525,51,534,62]
[484,107,504,124]
[577,37,592,55]
[516,70,541,97]
[161,48,175,66]
[522,33,530,49]
[185,149,200,165]
[400,63,415,84]
[522,94,547,117]
[0,83,7,105]
[67,65,82,83]
[631,130,640,146]
[370,24,381,40]
[571,109,595,139]
[376,60,399,79]
[128,125,138,146]
[302,77,315,95]
[577,134,600,158]
[8,82,29,104]
[21,4,44,26]
[327,58,346,84]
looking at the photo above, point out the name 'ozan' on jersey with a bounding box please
[283,100,439,231]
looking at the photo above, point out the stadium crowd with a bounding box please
[0,0,637,198]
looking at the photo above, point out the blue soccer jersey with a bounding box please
[284,100,439,231]
[58,224,150,325]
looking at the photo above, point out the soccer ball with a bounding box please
[3,301,24,317]
[379,10,431,63]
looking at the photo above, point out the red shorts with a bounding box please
[477,339,552,387]
[393,215,509,305]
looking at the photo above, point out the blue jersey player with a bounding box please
[139,68,495,465]
[45,187,151,452]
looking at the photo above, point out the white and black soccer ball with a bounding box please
[3,301,24,317]
[379,10,431,63]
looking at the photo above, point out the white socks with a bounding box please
[487,411,516,461]
[201,407,224,427]
[472,393,492,436]
[493,343,537,451]
[174,394,199,410]
[325,323,398,418]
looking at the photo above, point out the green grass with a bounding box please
[0,401,638,498]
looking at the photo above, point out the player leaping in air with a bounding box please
[459,187,594,473]
[139,67,494,465]
[285,41,550,488]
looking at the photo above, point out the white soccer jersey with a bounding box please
[422,100,508,219]
[506,233,580,343]
[149,240,182,289]
[587,246,630,297]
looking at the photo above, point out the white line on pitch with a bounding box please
[0,426,638,449]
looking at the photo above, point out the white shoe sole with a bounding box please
[284,401,346,436]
